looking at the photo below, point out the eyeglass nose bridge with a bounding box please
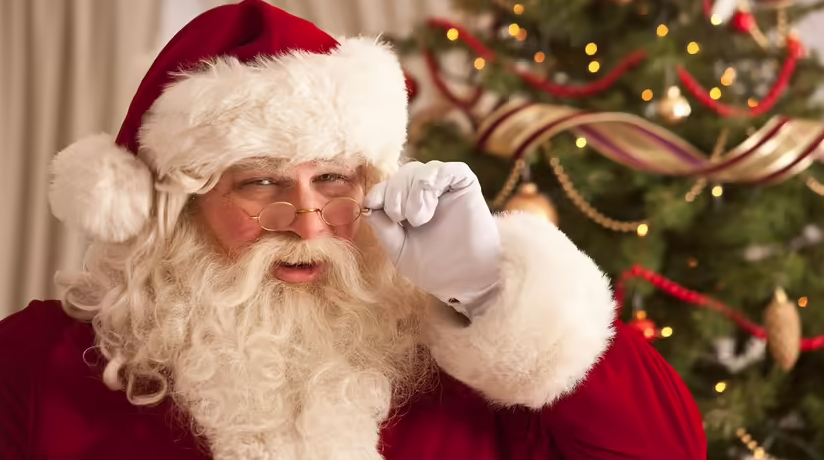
[295,208,322,215]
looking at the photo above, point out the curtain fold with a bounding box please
[0,0,160,319]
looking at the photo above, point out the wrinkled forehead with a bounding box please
[226,157,365,175]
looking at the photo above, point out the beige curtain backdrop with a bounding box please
[201,0,455,37]
[0,0,160,319]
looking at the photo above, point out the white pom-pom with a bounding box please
[49,134,154,243]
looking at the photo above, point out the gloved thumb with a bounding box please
[365,209,406,265]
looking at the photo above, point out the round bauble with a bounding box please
[658,86,692,123]
[730,11,755,32]
[504,182,559,225]
[628,317,657,341]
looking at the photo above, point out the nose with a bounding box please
[281,188,330,240]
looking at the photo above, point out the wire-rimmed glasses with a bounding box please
[237,197,372,231]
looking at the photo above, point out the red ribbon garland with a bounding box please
[425,18,647,99]
[675,37,801,117]
[422,50,484,109]
[423,17,799,118]
[615,264,824,351]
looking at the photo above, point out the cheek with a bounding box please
[197,195,263,250]
[331,220,360,242]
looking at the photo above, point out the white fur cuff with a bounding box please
[424,212,616,409]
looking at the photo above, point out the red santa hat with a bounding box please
[48,0,409,243]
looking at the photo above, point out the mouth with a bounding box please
[273,262,323,283]
[281,263,314,270]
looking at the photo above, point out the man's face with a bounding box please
[195,159,366,283]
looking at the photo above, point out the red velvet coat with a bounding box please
[0,300,705,460]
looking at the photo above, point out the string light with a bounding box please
[513,4,524,14]
[709,87,722,100]
[508,24,520,37]
[687,42,700,54]
[710,14,723,25]
[711,185,723,197]
[516,28,527,41]
[534,51,545,63]
[585,43,598,55]
[636,223,649,237]
[799,296,808,307]
[687,257,698,268]
[474,57,485,70]
[576,137,587,148]
[446,28,459,41]
[656,24,669,37]
[588,61,600,73]
[721,67,736,86]
[715,381,727,393]
[748,98,759,107]
[641,89,653,101]
[660,327,673,337]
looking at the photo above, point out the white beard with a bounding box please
[59,218,431,460]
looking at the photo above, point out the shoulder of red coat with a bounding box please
[0,299,91,373]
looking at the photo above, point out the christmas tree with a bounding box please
[393,0,824,458]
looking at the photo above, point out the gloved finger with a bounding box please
[431,162,477,193]
[400,161,443,226]
[364,209,406,264]
[383,172,411,223]
[404,179,439,227]
[364,181,389,210]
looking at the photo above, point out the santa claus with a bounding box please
[0,1,706,459]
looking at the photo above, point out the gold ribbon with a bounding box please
[477,100,824,185]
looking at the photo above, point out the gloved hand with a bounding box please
[364,161,501,317]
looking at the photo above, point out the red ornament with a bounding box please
[628,317,658,342]
[729,11,755,33]
[404,72,419,103]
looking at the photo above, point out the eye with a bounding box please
[315,173,350,183]
[237,178,279,189]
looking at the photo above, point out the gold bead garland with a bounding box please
[548,156,648,232]
[735,427,775,459]
[489,158,527,210]
[489,145,650,232]
[540,145,649,232]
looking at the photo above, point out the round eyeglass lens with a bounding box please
[322,198,363,226]
[258,202,297,231]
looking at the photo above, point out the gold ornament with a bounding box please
[763,287,802,371]
[504,182,559,225]
[657,86,692,123]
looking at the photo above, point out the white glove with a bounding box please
[364,161,501,317]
